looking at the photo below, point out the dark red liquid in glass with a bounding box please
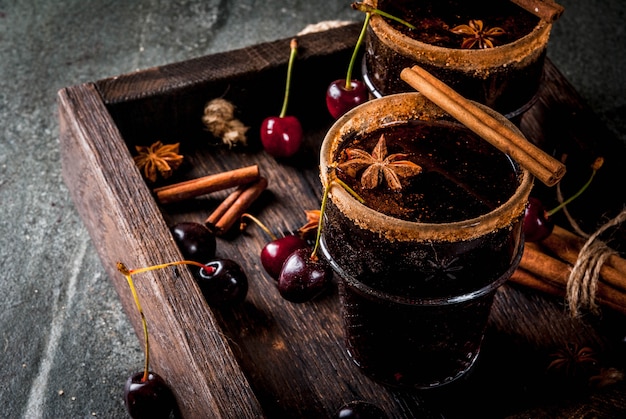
[322,120,525,388]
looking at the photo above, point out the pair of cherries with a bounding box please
[258,38,366,159]
[261,4,415,158]
[173,218,333,304]
[171,222,248,307]
[266,238,332,303]
[242,214,332,303]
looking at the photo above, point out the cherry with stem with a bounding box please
[277,175,364,303]
[116,260,215,418]
[325,2,416,119]
[240,213,309,280]
[260,38,303,158]
[193,258,249,307]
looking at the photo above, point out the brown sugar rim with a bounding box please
[368,10,552,72]
[320,92,534,243]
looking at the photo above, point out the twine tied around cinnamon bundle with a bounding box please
[566,209,626,316]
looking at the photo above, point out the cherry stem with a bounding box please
[116,260,215,382]
[310,183,330,261]
[351,2,416,29]
[347,2,416,91]
[310,175,364,261]
[127,260,215,276]
[344,11,371,90]
[279,38,298,118]
[117,262,151,382]
[547,157,603,216]
[332,175,365,204]
[240,213,278,241]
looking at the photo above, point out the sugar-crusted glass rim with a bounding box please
[319,92,534,243]
[368,9,552,70]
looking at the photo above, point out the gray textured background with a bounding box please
[0,1,624,417]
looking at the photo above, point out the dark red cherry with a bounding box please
[170,222,216,262]
[261,38,302,158]
[194,259,248,307]
[124,371,176,419]
[335,401,388,419]
[278,248,333,303]
[260,116,303,158]
[523,197,554,242]
[261,235,309,280]
[326,79,368,119]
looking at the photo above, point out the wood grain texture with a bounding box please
[59,24,626,418]
[58,83,264,418]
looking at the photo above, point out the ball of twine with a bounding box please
[566,208,626,316]
[202,98,248,147]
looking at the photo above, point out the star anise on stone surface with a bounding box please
[337,134,422,191]
[450,19,506,49]
[133,141,184,183]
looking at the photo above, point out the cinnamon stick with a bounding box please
[520,242,571,283]
[154,165,260,204]
[204,184,247,226]
[519,243,626,312]
[541,228,626,294]
[510,268,563,298]
[206,177,268,235]
[510,0,564,23]
[510,267,626,316]
[400,65,566,186]
[552,225,626,275]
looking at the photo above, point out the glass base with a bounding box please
[346,343,481,390]
[321,236,524,391]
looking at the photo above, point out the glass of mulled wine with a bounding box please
[362,0,553,119]
[319,92,533,389]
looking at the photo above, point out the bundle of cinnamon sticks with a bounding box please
[512,225,626,316]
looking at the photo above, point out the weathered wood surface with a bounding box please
[58,83,265,419]
[59,23,626,418]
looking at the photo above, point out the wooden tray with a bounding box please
[58,23,626,418]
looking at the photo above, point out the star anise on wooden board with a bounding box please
[450,19,505,49]
[297,210,320,237]
[337,134,422,191]
[133,141,184,183]
[547,342,598,378]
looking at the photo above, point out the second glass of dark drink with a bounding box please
[320,92,533,389]
[362,0,553,119]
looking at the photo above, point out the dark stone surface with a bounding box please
[0,1,623,417]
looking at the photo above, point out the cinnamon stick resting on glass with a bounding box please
[510,0,564,23]
[400,65,566,187]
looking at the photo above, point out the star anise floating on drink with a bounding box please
[450,19,506,49]
[337,134,422,191]
[133,141,184,182]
